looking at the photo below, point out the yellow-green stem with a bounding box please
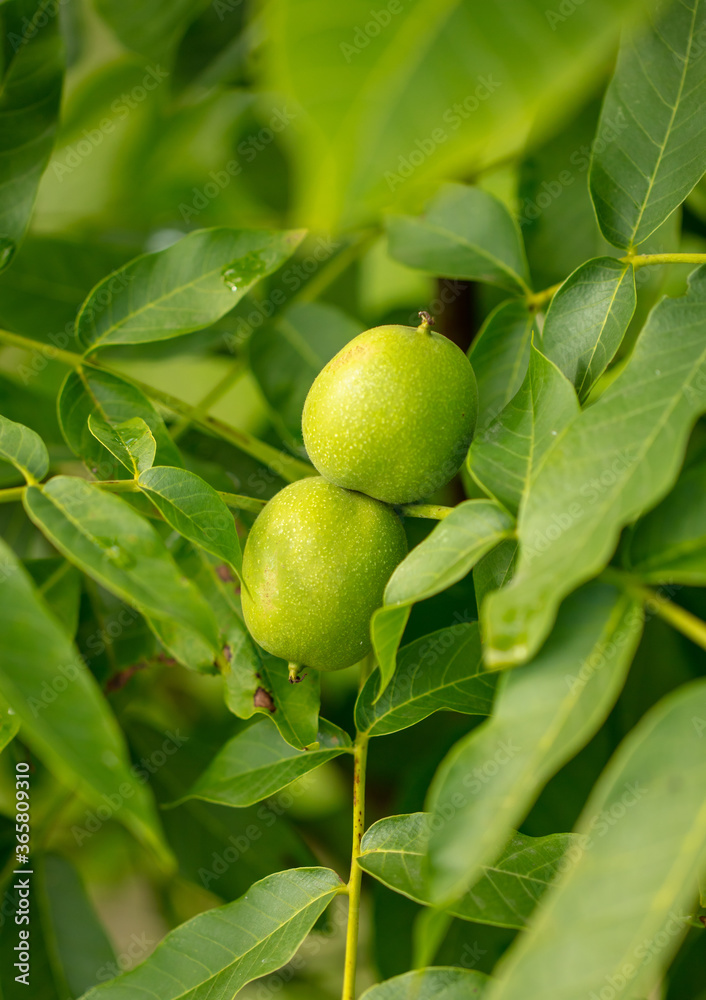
[342,732,369,1000]
[0,485,25,504]
[626,252,706,269]
[170,358,247,442]
[398,503,455,520]
[527,252,706,313]
[641,587,706,651]
[526,282,562,311]
[602,568,706,652]
[0,327,83,368]
[0,328,313,482]
[98,479,141,493]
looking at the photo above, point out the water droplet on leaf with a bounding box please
[221,250,274,292]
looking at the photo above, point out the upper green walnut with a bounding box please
[302,319,478,504]
[241,477,407,671]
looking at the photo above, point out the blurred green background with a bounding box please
[2,0,706,996]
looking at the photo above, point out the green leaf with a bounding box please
[360,968,489,1000]
[39,854,117,997]
[468,346,579,514]
[387,501,515,607]
[222,637,323,751]
[0,692,19,753]
[23,476,220,657]
[59,365,183,478]
[138,466,242,578]
[88,415,156,476]
[76,228,305,350]
[249,301,364,446]
[26,558,82,637]
[94,0,203,56]
[0,537,171,865]
[485,266,706,668]
[590,0,706,248]
[370,605,411,696]
[518,99,615,289]
[0,234,131,338]
[79,867,342,1000]
[0,411,49,482]
[387,185,529,294]
[485,679,706,1000]
[360,813,575,930]
[184,550,322,749]
[177,716,352,808]
[468,300,535,432]
[621,458,706,583]
[541,257,636,399]
[356,623,496,737]
[0,0,64,268]
[372,501,513,689]
[427,582,643,903]
[264,0,648,229]
[147,614,218,674]
[474,539,517,611]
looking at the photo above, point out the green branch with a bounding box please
[0,328,313,482]
[626,252,706,269]
[641,587,706,652]
[398,503,455,520]
[602,568,706,652]
[526,252,706,314]
[0,485,26,504]
[342,732,369,1000]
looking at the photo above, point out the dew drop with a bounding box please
[655,369,661,375]
[222,267,241,292]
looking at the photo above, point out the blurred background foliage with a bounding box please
[1,0,706,997]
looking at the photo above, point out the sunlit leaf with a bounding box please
[468,300,535,431]
[468,346,579,514]
[138,465,242,577]
[541,257,636,399]
[0,0,63,268]
[88,415,156,476]
[360,968,489,999]
[387,185,529,294]
[59,365,183,478]
[590,0,706,248]
[178,716,352,808]
[23,476,220,656]
[360,813,575,929]
[0,537,171,865]
[77,228,306,350]
[372,500,513,691]
[264,0,648,228]
[0,411,49,482]
[486,679,706,1000]
[427,583,642,903]
[79,868,343,1000]
[94,0,203,56]
[485,266,706,667]
[621,457,706,583]
[356,624,495,737]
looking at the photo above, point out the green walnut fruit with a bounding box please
[241,477,407,671]
[302,317,478,505]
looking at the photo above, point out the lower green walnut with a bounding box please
[241,477,407,671]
